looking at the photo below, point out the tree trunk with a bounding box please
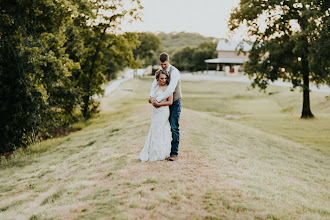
[82,95,90,118]
[301,58,314,118]
[82,27,107,118]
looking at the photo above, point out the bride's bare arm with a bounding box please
[153,94,173,107]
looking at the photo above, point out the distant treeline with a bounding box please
[156,32,218,72]
[157,32,218,55]
[171,41,217,72]
[134,32,219,72]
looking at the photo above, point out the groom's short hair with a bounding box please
[159,52,169,62]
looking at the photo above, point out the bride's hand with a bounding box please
[152,100,160,108]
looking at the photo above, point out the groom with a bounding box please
[149,52,182,161]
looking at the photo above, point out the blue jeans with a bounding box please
[169,98,181,157]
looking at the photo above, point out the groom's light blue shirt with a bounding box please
[149,64,180,102]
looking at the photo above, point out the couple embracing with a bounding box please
[138,52,182,162]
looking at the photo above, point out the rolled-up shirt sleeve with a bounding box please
[156,69,180,102]
[149,78,158,97]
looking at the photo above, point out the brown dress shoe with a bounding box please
[168,156,178,161]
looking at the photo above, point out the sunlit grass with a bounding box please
[179,79,330,154]
[125,77,330,153]
[0,77,329,219]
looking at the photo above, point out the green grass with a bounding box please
[179,79,330,154]
[130,77,330,153]
[0,77,329,219]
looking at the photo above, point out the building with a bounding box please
[205,39,252,74]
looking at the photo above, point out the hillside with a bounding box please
[157,32,218,54]
[0,78,329,219]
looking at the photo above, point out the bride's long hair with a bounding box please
[155,70,170,85]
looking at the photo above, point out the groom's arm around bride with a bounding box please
[149,53,181,106]
[149,52,182,161]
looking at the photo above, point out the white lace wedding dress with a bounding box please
[138,87,171,162]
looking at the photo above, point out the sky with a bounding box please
[121,0,241,39]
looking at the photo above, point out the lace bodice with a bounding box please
[154,86,167,103]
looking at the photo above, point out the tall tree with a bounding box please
[66,0,142,118]
[229,0,330,118]
[133,32,162,68]
[0,0,80,152]
[103,32,140,80]
[0,0,142,153]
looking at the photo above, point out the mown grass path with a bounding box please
[0,78,329,220]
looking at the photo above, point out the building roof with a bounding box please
[216,39,252,52]
[205,58,248,64]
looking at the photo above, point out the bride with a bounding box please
[138,70,173,162]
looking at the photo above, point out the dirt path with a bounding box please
[1,88,329,219]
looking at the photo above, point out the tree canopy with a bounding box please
[133,32,162,68]
[0,0,142,153]
[229,0,330,118]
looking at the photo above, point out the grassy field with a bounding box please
[0,77,329,219]
[179,78,330,154]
